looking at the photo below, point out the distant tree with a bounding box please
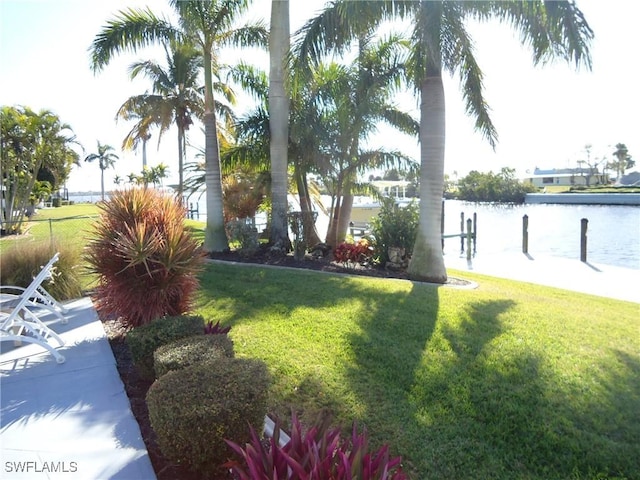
[1,106,79,234]
[456,168,536,203]
[84,141,119,201]
[611,143,634,179]
[383,169,401,181]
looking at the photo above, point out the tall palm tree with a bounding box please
[90,0,267,252]
[84,141,119,201]
[117,41,203,198]
[295,0,593,283]
[268,0,291,252]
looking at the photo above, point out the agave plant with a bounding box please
[85,187,204,327]
[225,413,407,480]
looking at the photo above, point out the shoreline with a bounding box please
[525,193,640,205]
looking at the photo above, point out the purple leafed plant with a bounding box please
[204,320,231,335]
[225,413,407,480]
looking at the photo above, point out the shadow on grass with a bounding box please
[346,289,640,479]
[197,263,640,479]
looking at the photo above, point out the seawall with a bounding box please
[525,193,640,206]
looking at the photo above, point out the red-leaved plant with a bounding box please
[333,238,374,268]
[204,320,231,335]
[225,413,407,480]
[84,188,204,327]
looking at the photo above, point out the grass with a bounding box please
[1,204,102,292]
[194,262,639,480]
[4,204,638,478]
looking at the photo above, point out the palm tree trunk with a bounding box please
[142,137,148,169]
[269,0,290,252]
[336,191,354,243]
[294,167,321,246]
[177,126,184,198]
[408,74,447,283]
[100,167,105,201]
[326,194,341,246]
[203,48,228,252]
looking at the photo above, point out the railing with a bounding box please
[0,215,99,245]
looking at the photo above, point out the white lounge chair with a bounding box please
[0,253,67,363]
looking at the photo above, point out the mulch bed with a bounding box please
[100,249,471,479]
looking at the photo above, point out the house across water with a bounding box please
[524,167,609,188]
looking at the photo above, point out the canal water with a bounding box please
[442,200,640,270]
[69,193,640,270]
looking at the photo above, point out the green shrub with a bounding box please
[126,314,204,381]
[0,241,83,300]
[370,197,419,265]
[455,168,537,203]
[153,334,234,377]
[146,357,270,477]
[84,187,205,327]
[226,219,259,257]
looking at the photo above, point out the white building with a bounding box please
[524,168,609,188]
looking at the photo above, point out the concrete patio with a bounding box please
[0,297,155,480]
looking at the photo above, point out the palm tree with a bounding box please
[268,0,291,252]
[295,0,593,283]
[117,41,203,198]
[90,0,267,252]
[309,34,419,246]
[1,107,79,232]
[611,143,634,179]
[84,141,119,201]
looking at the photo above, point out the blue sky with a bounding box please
[1,0,637,192]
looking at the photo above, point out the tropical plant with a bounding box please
[84,141,119,201]
[29,180,53,207]
[333,238,374,268]
[117,40,204,197]
[294,0,593,283]
[84,187,204,328]
[369,197,419,266]
[293,32,419,247]
[1,106,79,234]
[225,413,407,480]
[203,319,231,335]
[90,0,268,253]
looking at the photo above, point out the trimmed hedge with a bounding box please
[146,357,270,476]
[126,315,204,380]
[153,334,234,377]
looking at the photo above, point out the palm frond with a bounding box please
[442,7,498,148]
[90,7,178,72]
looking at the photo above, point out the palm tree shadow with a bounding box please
[344,293,517,476]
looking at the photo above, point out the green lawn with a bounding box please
[195,262,639,480]
[5,205,639,478]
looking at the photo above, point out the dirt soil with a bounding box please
[101,248,471,479]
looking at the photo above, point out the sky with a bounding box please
[1,0,638,193]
